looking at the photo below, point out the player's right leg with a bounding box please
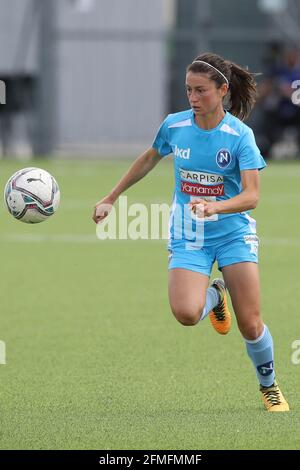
[168,268,209,325]
[168,246,219,326]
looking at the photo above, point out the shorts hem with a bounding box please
[168,265,211,277]
[218,258,258,271]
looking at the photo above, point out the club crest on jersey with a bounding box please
[216,148,232,168]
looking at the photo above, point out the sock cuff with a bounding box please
[244,324,267,344]
[200,287,219,321]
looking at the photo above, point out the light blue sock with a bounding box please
[244,324,275,387]
[200,287,219,320]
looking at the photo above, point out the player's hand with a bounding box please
[93,195,115,224]
[189,199,218,218]
[189,199,206,218]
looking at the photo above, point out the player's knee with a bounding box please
[171,304,204,326]
[238,314,263,340]
[179,316,199,326]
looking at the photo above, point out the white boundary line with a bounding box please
[1,234,300,245]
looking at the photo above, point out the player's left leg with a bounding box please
[221,262,262,340]
[221,262,289,412]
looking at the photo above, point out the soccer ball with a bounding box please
[4,167,60,223]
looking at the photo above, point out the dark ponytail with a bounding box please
[187,53,258,121]
[226,60,258,120]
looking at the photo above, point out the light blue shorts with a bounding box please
[168,233,259,276]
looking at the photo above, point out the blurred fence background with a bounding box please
[1,0,300,158]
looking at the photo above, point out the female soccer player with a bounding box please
[93,52,289,412]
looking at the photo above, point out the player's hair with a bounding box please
[187,52,258,121]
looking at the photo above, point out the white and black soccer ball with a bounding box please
[4,167,60,223]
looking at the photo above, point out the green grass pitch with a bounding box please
[0,158,300,449]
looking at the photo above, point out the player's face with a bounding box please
[185,72,228,116]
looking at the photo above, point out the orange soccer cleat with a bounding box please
[260,382,290,412]
[209,278,232,335]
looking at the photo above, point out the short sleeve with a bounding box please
[152,117,173,157]
[237,128,266,171]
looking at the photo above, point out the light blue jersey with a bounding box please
[152,110,266,249]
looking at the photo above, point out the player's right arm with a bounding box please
[92,147,162,224]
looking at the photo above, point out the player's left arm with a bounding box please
[190,169,260,217]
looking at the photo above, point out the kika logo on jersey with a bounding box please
[216,148,232,168]
[174,145,190,159]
